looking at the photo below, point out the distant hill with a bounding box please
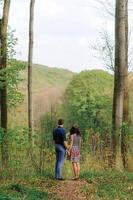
[9,61,75,127]
[9,61,133,128]
[20,63,75,92]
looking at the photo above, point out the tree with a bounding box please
[63,70,113,136]
[91,27,114,71]
[93,0,129,169]
[0,0,11,168]
[96,0,115,17]
[28,0,35,147]
[112,0,128,169]
[92,0,133,72]
[121,0,128,168]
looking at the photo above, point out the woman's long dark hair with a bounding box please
[70,125,81,136]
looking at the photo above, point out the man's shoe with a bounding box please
[56,178,65,181]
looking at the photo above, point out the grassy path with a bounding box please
[49,179,89,200]
[0,177,92,200]
[31,178,91,200]
[1,171,133,199]
[24,171,133,200]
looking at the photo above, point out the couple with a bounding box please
[53,118,81,180]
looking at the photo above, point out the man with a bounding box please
[53,119,69,180]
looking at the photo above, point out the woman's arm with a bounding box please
[69,135,73,150]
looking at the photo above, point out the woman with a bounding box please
[69,125,81,180]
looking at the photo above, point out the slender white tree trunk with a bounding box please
[28,0,35,147]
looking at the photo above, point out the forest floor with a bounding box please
[1,171,133,199]
[36,178,92,200]
[0,177,93,200]
[51,179,90,200]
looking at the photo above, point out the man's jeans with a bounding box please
[55,144,66,179]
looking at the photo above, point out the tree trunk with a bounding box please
[112,0,127,170]
[28,0,35,148]
[0,0,11,169]
[121,0,129,169]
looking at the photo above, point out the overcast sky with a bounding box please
[7,0,115,72]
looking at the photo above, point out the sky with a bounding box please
[6,0,115,72]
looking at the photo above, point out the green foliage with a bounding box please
[40,106,60,147]
[0,26,26,108]
[40,115,54,148]
[7,60,26,107]
[63,70,113,137]
[17,62,74,92]
[7,27,18,59]
[0,183,48,200]
[81,171,133,200]
[30,64,74,90]
[0,59,26,107]
[8,59,74,127]
[0,127,33,178]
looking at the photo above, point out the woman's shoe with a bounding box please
[72,176,79,180]
[72,177,78,180]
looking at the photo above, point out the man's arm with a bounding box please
[63,141,69,150]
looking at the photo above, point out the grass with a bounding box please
[1,165,133,200]
[0,183,48,200]
[81,170,133,200]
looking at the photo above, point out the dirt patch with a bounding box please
[19,177,95,200]
[52,179,90,200]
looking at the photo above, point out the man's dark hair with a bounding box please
[58,118,64,125]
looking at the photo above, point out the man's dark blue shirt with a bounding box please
[53,126,66,146]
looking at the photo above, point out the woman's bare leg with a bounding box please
[72,162,77,177]
[76,163,80,178]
